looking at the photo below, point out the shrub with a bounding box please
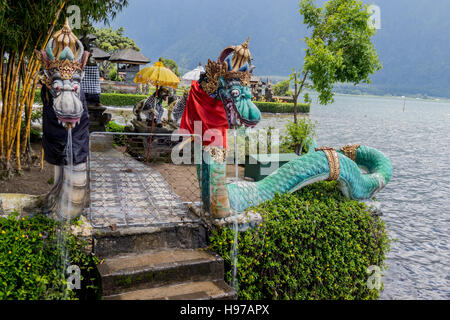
[35,89,310,114]
[253,101,310,114]
[100,92,147,106]
[34,89,42,104]
[280,118,317,154]
[105,121,126,146]
[273,79,291,96]
[208,181,391,300]
[0,212,99,300]
[108,65,118,81]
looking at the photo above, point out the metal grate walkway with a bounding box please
[88,134,199,229]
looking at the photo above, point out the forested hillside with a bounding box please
[101,0,450,98]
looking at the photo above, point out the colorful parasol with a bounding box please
[133,60,180,89]
[181,63,205,81]
[133,60,180,162]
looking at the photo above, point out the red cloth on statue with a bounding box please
[180,81,228,147]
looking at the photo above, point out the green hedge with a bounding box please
[253,101,310,114]
[34,89,309,113]
[208,181,390,300]
[100,92,147,106]
[0,212,99,300]
[34,90,146,107]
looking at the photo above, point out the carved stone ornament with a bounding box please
[315,146,340,181]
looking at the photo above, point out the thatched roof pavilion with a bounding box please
[109,48,150,65]
[91,47,111,62]
[109,48,150,83]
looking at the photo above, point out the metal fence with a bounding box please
[88,131,203,229]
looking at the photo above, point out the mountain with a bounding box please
[100,0,450,98]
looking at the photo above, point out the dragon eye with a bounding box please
[231,89,240,98]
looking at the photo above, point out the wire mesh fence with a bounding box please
[88,131,203,229]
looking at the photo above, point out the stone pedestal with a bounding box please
[87,104,111,133]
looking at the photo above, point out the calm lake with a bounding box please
[107,94,450,300]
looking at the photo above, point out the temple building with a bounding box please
[109,48,151,82]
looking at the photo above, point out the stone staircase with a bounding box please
[89,135,236,300]
[94,224,237,300]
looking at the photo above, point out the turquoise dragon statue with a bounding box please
[180,38,392,219]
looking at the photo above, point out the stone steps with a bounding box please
[98,248,224,296]
[103,280,237,300]
[95,225,236,300]
[93,223,206,258]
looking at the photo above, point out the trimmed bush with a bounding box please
[273,79,291,96]
[254,101,310,114]
[35,90,146,107]
[0,212,99,300]
[105,121,126,146]
[34,89,310,113]
[100,92,147,106]
[280,118,317,154]
[208,181,391,300]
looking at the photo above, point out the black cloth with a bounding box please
[41,85,90,166]
[84,92,101,104]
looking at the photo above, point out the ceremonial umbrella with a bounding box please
[133,60,180,161]
[181,63,205,81]
[134,60,180,88]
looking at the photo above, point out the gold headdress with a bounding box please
[201,37,252,95]
[36,18,89,81]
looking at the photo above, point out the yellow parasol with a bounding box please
[133,60,180,162]
[133,60,180,89]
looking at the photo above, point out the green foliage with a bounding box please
[280,118,316,154]
[108,65,118,82]
[0,212,99,300]
[303,92,312,104]
[21,109,43,142]
[106,121,126,146]
[34,90,42,104]
[159,57,180,77]
[35,87,310,114]
[0,1,129,56]
[253,101,310,114]
[100,92,147,106]
[298,0,382,105]
[92,26,140,53]
[208,181,391,300]
[91,26,139,80]
[273,79,291,96]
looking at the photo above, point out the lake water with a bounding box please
[107,94,450,300]
[259,95,450,300]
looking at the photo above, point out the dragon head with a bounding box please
[36,19,89,129]
[217,77,261,127]
[200,37,261,128]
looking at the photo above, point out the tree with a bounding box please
[91,26,140,79]
[0,0,129,177]
[273,79,291,96]
[295,0,382,106]
[159,57,180,77]
[92,26,140,53]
